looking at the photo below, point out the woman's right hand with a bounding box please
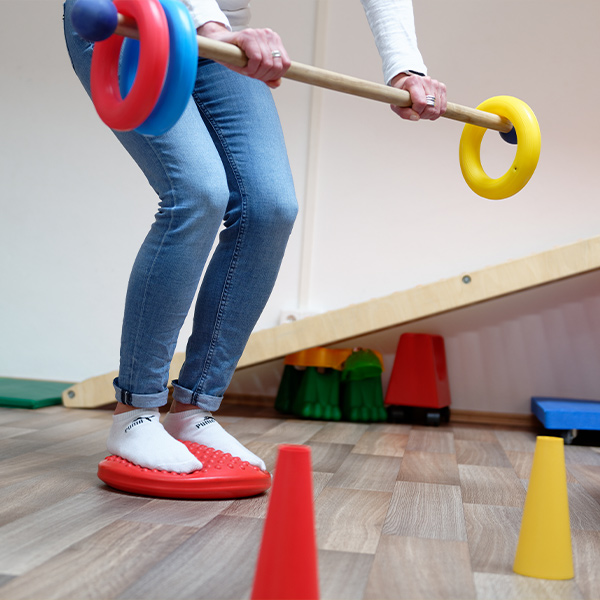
[389,72,447,121]
[198,22,291,88]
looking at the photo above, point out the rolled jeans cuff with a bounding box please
[113,378,169,408]
[171,380,222,411]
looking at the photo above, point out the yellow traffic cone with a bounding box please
[513,436,574,579]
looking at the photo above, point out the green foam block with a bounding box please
[0,378,73,409]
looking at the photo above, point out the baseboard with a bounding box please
[221,393,539,429]
[449,409,539,429]
[222,393,275,408]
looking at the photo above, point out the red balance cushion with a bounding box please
[97,441,271,499]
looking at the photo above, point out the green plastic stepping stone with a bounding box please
[341,350,387,422]
[342,349,383,381]
[292,367,341,421]
[341,377,387,422]
[275,365,305,414]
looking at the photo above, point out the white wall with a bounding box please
[2,1,599,411]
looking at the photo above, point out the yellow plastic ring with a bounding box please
[459,96,541,200]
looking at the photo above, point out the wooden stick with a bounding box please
[115,14,513,133]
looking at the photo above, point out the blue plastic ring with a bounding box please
[120,0,197,135]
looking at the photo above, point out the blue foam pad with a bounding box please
[531,397,600,431]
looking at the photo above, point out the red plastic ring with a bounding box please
[90,0,169,131]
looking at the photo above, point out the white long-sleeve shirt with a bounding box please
[183,0,426,83]
[180,0,250,31]
[360,0,426,82]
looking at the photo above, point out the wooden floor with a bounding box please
[0,403,599,600]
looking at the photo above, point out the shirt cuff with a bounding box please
[180,0,232,31]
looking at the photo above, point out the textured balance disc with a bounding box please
[97,442,271,499]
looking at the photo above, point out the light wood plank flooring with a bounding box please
[1,404,599,599]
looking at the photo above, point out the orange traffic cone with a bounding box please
[251,445,319,600]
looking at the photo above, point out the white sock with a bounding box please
[107,408,203,473]
[163,409,267,471]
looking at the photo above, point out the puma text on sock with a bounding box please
[163,409,267,470]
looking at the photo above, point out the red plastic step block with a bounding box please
[385,333,451,409]
[97,442,271,499]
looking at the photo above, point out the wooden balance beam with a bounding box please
[62,235,600,408]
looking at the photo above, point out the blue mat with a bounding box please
[531,397,600,431]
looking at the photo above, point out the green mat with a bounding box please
[0,378,73,409]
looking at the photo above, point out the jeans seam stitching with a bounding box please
[125,137,178,394]
[192,97,248,400]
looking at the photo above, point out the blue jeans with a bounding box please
[63,0,297,410]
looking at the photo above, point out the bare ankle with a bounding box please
[113,403,142,416]
[169,401,200,414]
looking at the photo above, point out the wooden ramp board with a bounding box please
[1,378,74,409]
[62,235,600,408]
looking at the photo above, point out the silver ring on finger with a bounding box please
[271,50,282,58]
[425,95,436,107]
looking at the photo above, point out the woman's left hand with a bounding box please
[198,22,291,89]
[389,73,447,121]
